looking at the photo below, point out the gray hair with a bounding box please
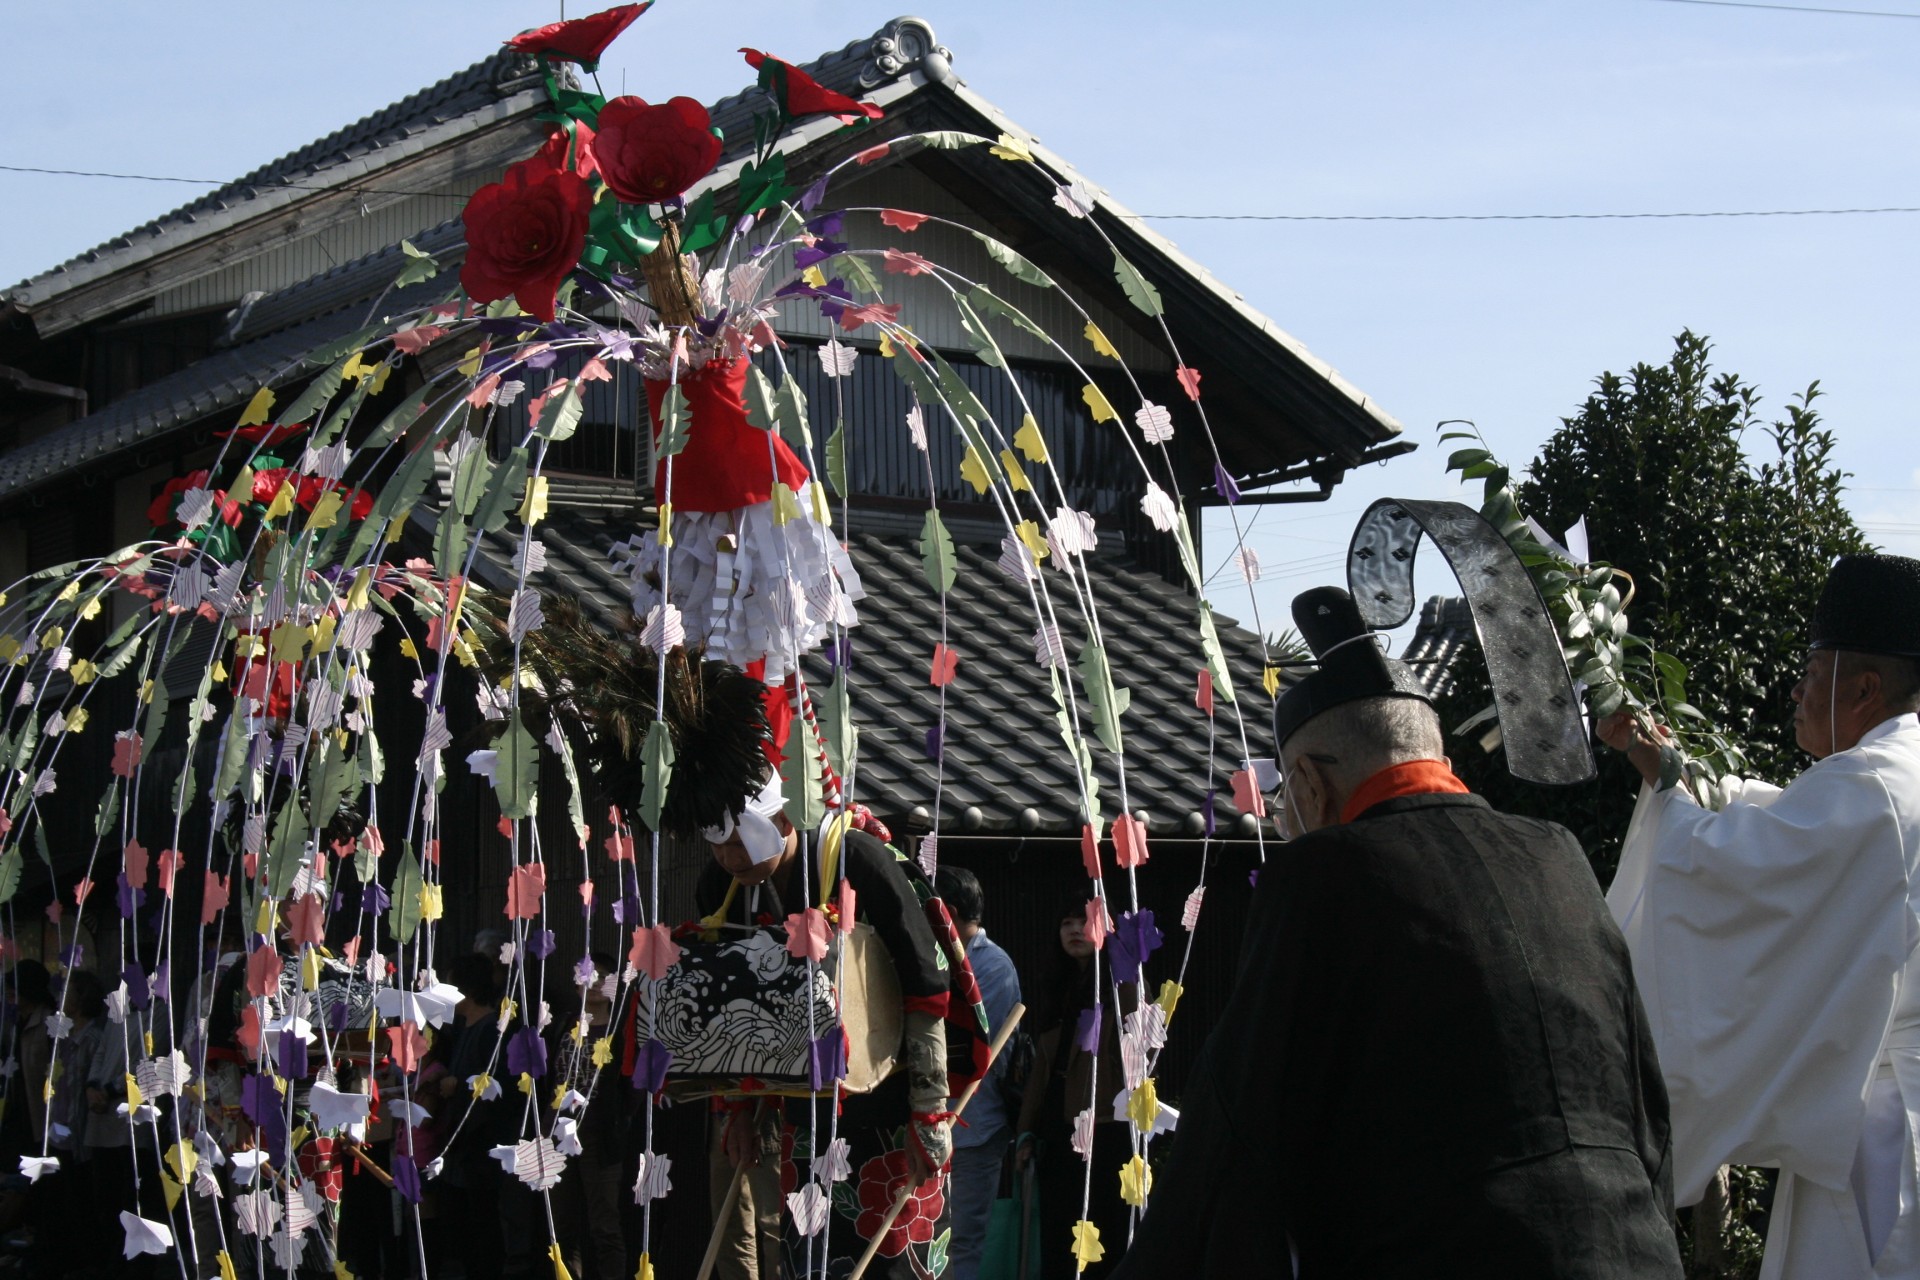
[1282,695,1444,794]
[1842,651,1920,714]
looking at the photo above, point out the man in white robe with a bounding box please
[1603,552,1920,1278]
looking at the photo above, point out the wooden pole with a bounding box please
[848,1003,1028,1280]
[696,1167,747,1280]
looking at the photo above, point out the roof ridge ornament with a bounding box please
[861,17,952,89]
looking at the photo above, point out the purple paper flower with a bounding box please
[1075,1004,1102,1054]
[241,1072,288,1165]
[148,962,170,1003]
[507,1026,548,1080]
[525,929,556,960]
[816,278,851,323]
[826,635,854,674]
[1107,910,1164,985]
[798,176,830,214]
[632,1036,672,1094]
[792,238,849,270]
[392,1153,422,1205]
[572,955,598,987]
[924,724,943,762]
[1202,789,1217,838]
[1213,462,1242,506]
[277,1028,308,1081]
[1248,869,1261,889]
[524,346,560,371]
[115,875,143,921]
[328,1000,352,1034]
[362,882,391,915]
[809,1029,847,1091]
[120,963,151,1011]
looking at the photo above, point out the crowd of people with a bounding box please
[2,552,1919,1279]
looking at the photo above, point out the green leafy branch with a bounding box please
[1441,424,1748,808]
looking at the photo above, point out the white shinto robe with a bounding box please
[1610,714,1920,1278]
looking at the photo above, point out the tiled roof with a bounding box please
[1400,595,1477,700]
[0,258,455,499]
[4,48,543,309]
[462,506,1279,837]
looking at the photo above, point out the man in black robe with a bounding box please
[1114,587,1681,1277]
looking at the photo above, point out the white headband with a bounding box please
[701,773,788,865]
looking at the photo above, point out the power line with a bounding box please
[0,163,464,201]
[2,163,1916,225]
[1650,0,1920,17]
[1131,206,1920,222]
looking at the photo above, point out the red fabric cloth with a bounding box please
[643,359,811,512]
[1340,758,1470,824]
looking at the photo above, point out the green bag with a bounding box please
[978,1160,1041,1280]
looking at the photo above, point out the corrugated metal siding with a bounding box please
[147,175,488,320]
[772,166,1173,372]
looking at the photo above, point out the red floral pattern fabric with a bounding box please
[853,1148,944,1258]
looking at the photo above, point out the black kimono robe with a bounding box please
[1113,792,1682,1278]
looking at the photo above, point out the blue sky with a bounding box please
[5,0,1916,644]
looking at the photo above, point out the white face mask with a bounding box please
[701,773,788,865]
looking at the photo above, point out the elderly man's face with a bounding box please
[1793,649,1840,759]
[707,815,797,885]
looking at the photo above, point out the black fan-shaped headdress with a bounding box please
[469,593,772,837]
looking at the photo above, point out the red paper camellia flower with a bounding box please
[146,470,210,527]
[594,96,722,206]
[741,49,884,123]
[854,1149,944,1259]
[251,467,292,505]
[459,159,593,323]
[505,2,650,71]
[529,121,597,181]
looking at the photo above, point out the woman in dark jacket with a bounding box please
[1014,898,1134,1279]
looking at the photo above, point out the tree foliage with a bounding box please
[1441,330,1871,881]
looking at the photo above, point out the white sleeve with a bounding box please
[1608,761,1909,1203]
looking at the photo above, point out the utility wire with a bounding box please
[0,163,464,201]
[1128,206,1920,222]
[2,163,1916,225]
[1650,0,1920,17]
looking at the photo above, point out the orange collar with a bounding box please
[1340,759,1470,824]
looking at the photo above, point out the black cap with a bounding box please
[1272,586,1432,750]
[1810,554,1920,659]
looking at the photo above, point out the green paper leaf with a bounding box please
[492,711,540,822]
[363,396,430,449]
[0,847,20,905]
[473,450,529,536]
[369,426,443,523]
[965,284,1047,339]
[738,152,791,216]
[889,344,942,407]
[972,232,1052,288]
[8,713,33,775]
[30,825,49,869]
[552,728,586,848]
[309,738,360,830]
[1077,642,1130,754]
[314,379,371,452]
[915,131,991,151]
[639,723,675,832]
[359,728,385,786]
[652,384,691,472]
[389,845,424,944]
[952,294,1004,369]
[821,672,858,778]
[94,783,121,841]
[824,423,848,496]
[276,353,351,429]
[919,508,957,596]
[776,377,811,450]
[782,713,825,830]
[835,252,883,299]
[678,191,725,254]
[393,239,439,289]
[1112,250,1164,318]
[431,508,469,580]
[452,445,494,517]
[96,630,148,681]
[140,676,169,748]
[1197,601,1237,704]
[535,382,584,443]
[928,1228,951,1278]
[264,800,306,899]
[734,367,775,436]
